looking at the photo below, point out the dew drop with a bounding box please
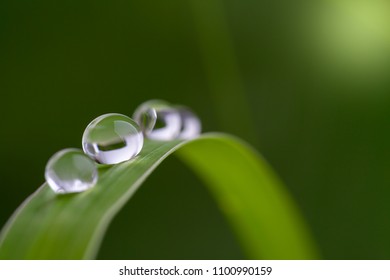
[177,106,201,139]
[82,113,144,164]
[133,100,182,141]
[133,100,202,140]
[45,148,98,194]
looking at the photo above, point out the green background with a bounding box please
[1,0,390,259]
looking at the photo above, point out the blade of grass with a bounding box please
[0,133,317,259]
[189,0,258,144]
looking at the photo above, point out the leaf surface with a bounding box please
[0,133,317,259]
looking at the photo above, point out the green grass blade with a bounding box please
[189,0,258,144]
[0,133,317,259]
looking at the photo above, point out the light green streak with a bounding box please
[189,0,258,144]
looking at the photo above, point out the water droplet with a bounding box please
[82,113,144,164]
[45,149,98,194]
[133,100,182,141]
[177,106,201,139]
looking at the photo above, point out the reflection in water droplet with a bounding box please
[45,148,98,194]
[82,113,144,164]
[177,106,201,140]
[133,100,182,141]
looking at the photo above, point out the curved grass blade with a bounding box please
[0,133,318,259]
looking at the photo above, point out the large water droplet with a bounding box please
[45,148,98,194]
[133,100,182,141]
[82,113,144,164]
[177,106,201,139]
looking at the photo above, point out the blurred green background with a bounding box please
[1,0,390,259]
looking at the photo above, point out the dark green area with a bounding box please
[1,0,390,259]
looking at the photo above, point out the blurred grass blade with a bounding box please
[189,0,258,144]
[0,133,317,259]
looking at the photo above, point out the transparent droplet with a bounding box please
[82,113,144,164]
[45,148,98,194]
[177,106,201,139]
[133,100,182,141]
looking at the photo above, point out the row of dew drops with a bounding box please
[45,100,201,194]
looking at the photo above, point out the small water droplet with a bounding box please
[133,100,202,140]
[177,106,201,139]
[133,100,182,141]
[45,148,98,194]
[82,113,144,164]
